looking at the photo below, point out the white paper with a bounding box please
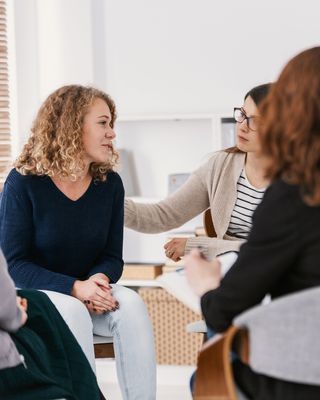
[217,251,238,277]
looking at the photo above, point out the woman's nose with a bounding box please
[106,128,116,138]
[239,119,249,132]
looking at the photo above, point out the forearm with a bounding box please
[185,236,244,260]
[9,260,76,295]
[125,198,183,233]
[125,168,210,233]
[88,259,123,283]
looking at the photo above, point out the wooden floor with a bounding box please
[96,359,194,400]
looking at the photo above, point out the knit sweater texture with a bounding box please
[0,169,124,295]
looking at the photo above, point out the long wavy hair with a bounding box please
[225,83,272,154]
[259,47,320,205]
[15,85,119,181]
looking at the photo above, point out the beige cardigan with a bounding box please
[125,151,246,259]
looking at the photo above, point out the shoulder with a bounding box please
[94,170,122,185]
[258,180,306,218]
[3,170,48,204]
[262,180,300,206]
[6,168,27,184]
[104,171,123,188]
[4,169,35,193]
[251,180,302,235]
[204,150,245,169]
[95,171,124,197]
[195,150,245,181]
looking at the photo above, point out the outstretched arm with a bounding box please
[125,159,212,233]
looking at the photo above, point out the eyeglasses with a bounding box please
[233,107,259,131]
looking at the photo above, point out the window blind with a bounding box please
[0,0,10,188]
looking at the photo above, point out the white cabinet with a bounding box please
[115,114,236,263]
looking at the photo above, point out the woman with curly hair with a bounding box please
[0,85,156,400]
[185,46,320,399]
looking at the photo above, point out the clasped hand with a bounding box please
[71,273,119,315]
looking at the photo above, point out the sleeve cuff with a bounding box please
[185,237,244,261]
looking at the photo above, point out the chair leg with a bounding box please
[193,326,241,400]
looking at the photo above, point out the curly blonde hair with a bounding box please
[259,47,320,205]
[15,85,119,181]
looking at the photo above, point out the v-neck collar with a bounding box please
[48,176,94,203]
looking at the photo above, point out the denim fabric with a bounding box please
[43,284,156,400]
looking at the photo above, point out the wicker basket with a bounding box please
[139,287,204,365]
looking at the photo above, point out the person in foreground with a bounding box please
[125,84,271,261]
[184,46,320,399]
[0,250,102,400]
[0,85,156,400]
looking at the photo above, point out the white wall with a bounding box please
[36,0,94,99]
[11,0,95,148]
[100,0,320,115]
[8,0,320,262]
[10,0,39,153]
[10,0,320,145]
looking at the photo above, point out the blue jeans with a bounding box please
[43,285,156,400]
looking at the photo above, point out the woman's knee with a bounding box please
[112,285,147,312]
[64,297,93,331]
[43,291,93,333]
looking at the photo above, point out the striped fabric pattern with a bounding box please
[226,169,266,239]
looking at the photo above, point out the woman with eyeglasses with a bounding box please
[125,83,271,261]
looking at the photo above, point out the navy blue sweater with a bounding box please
[0,169,124,295]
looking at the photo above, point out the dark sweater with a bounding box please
[201,179,320,332]
[0,169,124,295]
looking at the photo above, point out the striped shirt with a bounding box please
[226,169,266,239]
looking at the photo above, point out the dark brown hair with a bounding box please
[259,47,320,205]
[225,83,272,153]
